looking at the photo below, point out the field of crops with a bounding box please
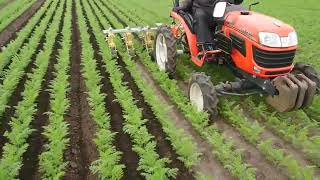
[0,0,319,179]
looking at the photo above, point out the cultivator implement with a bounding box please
[103,25,161,57]
[267,73,317,112]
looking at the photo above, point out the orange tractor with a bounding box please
[104,1,320,117]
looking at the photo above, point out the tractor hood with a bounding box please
[224,11,296,43]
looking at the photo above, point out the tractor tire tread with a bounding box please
[155,25,177,77]
[189,72,219,118]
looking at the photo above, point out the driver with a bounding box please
[174,0,243,52]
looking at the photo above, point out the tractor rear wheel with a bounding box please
[189,72,219,118]
[154,25,177,77]
[293,62,320,91]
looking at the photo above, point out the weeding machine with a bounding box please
[103,1,320,117]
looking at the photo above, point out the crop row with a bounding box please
[0,0,65,178]
[97,0,256,179]
[0,0,53,73]
[79,0,181,179]
[0,0,37,32]
[128,0,320,168]
[220,100,316,179]
[38,0,71,178]
[75,0,126,179]
[243,98,320,166]
[85,0,202,175]
[0,0,60,117]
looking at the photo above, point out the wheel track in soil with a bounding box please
[80,0,142,179]
[87,1,194,179]
[0,0,46,48]
[0,0,62,157]
[63,0,98,179]
[98,0,292,179]
[18,0,66,178]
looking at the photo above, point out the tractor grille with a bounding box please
[253,47,296,68]
[230,33,246,57]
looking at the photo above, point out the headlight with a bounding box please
[259,32,298,48]
[287,32,298,47]
[259,32,282,48]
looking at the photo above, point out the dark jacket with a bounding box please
[178,0,243,10]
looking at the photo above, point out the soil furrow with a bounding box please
[91,0,234,178]
[0,0,62,157]
[0,0,59,79]
[121,55,194,180]
[0,0,46,48]
[215,120,287,179]
[63,0,98,179]
[82,1,143,179]
[135,59,234,179]
[89,0,195,178]
[17,1,66,178]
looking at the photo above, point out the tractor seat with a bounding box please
[178,11,194,33]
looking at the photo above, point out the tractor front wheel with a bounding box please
[154,25,177,77]
[189,72,219,118]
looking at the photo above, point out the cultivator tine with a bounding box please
[123,32,135,57]
[103,25,161,57]
[141,31,154,53]
[266,74,317,112]
[105,31,118,58]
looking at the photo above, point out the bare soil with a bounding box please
[82,1,143,178]
[120,56,194,180]
[0,0,45,48]
[135,61,234,179]
[18,1,66,178]
[0,0,56,156]
[63,1,98,179]
[173,69,288,179]
[215,119,287,180]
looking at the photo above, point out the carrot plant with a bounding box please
[80,0,178,178]
[0,0,65,177]
[96,1,256,179]
[244,98,320,166]
[220,100,316,179]
[85,0,201,172]
[0,0,60,118]
[0,0,54,73]
[38,0,72,178]
[0,0,37,32]
[75,1,126,179]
